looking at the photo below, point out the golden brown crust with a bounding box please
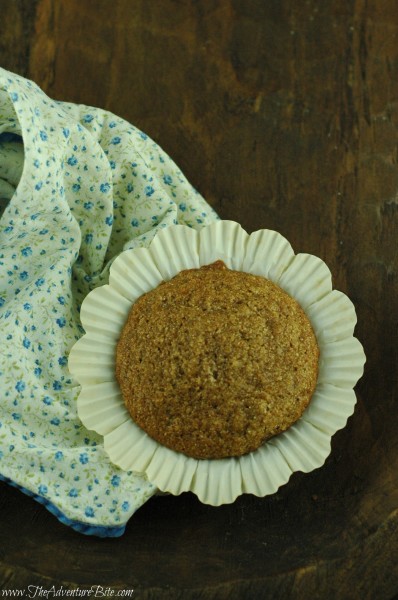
[115,261,319,459]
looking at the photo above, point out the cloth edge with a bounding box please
[0,474,127,538]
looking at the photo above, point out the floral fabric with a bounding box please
[0,68,218,536]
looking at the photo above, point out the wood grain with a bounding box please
[1,0,398,597]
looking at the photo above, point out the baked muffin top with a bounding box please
[115,261,319,459]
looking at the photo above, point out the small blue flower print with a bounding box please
[58,356,67,366]
[127,183,134,193]
[57,296,65,305]
[79,453,89,465]
[109,121,117,128]
[62,127,70,138]
[12,413,21,421]
[0,298,5,307]
[38,485,48,495]
[85,507,95,518]
[67,155,78,166]
[111,475,121,487]
[72,183,81,192]
[50,417,60,426]
[53,381,62,391]
[83,201,93,210]
[179,202,186,212]
[23,338,31,349]
[56,317,66,328]
[144,185,154,197]
[69,488,79,498]
[23,302,32,310]
[83,114,94,123]
[131,218,139,227]
[15,381,25,393]
[10,92,18,101]
[139,132,148,140]
[43,396,53,405]
[33,159,40,168]
[21,246,32,257]
[55,451,63,461]
[39,130,48,141]
[34,367,42,377]
[111,136,121,145]
[35,181,43,191]
[19,271,28,281]
[35,278,45,287]
[163,174,173,185]
[85,233,93,244]
[100,182,111,193]
[122,501,130,512]
[105,215,113,226]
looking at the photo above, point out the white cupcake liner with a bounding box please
[68,220,366,506]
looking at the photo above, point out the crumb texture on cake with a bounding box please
[115,261,319,459]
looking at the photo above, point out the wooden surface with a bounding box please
[1,1,398,598]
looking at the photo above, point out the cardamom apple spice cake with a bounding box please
[115,261,319,460]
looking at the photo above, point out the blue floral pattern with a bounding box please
[0,68,218,535]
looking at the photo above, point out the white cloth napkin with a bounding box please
[0,67,218,536]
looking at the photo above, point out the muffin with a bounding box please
[115,260,319,460]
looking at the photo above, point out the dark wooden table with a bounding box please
[1,1,398,598]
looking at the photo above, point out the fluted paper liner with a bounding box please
[69,220,366,506]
